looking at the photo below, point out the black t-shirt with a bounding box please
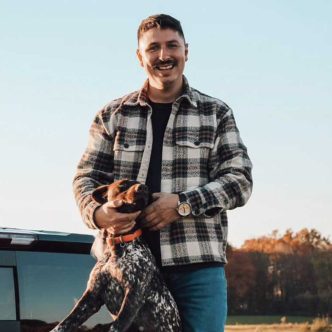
[143,101,172,268]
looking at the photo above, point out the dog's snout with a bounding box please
[137,184,148,193]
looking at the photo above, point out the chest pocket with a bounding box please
[175,127,215,169]
[113,129,146,152]
[113,130,146,179]
[174,107,216,151]
[175,127,215,150]
[174,127,215,188]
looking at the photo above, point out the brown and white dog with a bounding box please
[51,179,181,332]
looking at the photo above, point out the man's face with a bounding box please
[137,28,188,89]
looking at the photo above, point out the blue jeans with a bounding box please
[163,266,227,332]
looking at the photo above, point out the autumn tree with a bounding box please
[227,228,331,316]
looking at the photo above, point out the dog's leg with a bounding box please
[50,264,106,332]
[51,288,104,332]
[108,265,154,332]
[108,286,147,332]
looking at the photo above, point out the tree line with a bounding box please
[225,228,332,316]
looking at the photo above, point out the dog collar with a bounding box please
[106,229,142,247]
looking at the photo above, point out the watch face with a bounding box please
[178,202,191,216]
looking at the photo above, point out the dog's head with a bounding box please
[92,179,151,213]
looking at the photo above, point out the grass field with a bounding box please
[226,324,309,331]
[227,316,314,325]
[225,317,331,332]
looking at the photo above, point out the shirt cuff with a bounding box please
[180,188,223,218]
[85,200,102,229]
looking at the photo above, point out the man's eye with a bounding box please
[148,45,159,52]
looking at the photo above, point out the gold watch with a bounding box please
[177,194,192,217]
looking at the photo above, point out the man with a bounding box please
[73,14,253,332]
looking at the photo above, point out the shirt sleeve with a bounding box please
[72,110,115,229]
[180,106,253,217]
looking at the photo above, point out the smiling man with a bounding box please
[136,25,188,102]
[73,14,253,332]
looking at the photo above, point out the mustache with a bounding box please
[153,59,177,68]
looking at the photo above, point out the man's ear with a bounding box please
[136,49,144,67]
[92,185,109,204]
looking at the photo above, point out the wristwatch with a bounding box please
[177,193,192,217]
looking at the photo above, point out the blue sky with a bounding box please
[1,0,331,247]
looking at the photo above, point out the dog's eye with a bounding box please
[119,182,130,192]
[119,180,139,192]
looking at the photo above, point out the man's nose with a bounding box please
[158,46,170,61]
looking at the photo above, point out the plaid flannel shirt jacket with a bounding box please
[73,76,253,266]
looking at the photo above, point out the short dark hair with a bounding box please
[137,14,185,43]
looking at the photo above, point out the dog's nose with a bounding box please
[137,184,148,193]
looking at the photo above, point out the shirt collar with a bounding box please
[123,75,197,108]
[177,76,197,108]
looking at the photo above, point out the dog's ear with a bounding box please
[92,185,110,204]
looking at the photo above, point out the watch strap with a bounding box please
[178,192,187,203]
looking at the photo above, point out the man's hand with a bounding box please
[139,193,179,231]
[94,199,140,235]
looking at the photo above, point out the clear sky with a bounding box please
[1,0,331,247]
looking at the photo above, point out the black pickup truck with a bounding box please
[0,228,111,332]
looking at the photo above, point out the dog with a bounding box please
[51,179,181,332]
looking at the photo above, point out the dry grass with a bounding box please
[225,318,332,332]
[310,317,332,332]
[226,324,307,332]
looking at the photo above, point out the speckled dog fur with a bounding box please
[51,180,181,332]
